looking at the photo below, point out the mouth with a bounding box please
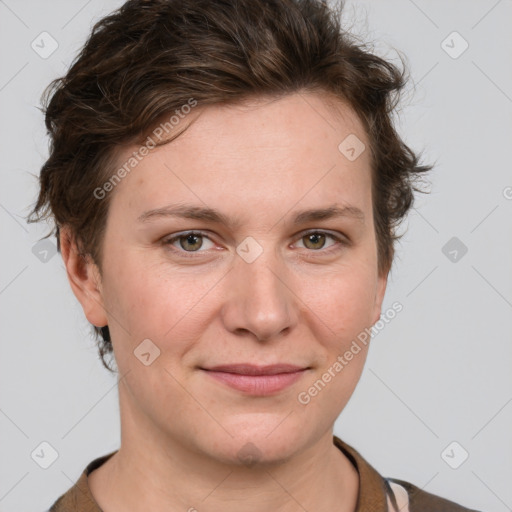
[200,364,310,395]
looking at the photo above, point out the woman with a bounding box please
[29,0,482,510]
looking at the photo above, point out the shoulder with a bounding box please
[47,451,117,511]
[333,436,484,512]
[385,477,484,512]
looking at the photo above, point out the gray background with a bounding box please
[0,0,511,510]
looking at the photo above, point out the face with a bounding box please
[67,92,388,466]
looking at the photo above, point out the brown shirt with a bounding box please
[48,436,482,511]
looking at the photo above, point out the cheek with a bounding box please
[295,271,375,421]
[101,253,218,353]
[306,264,378,337]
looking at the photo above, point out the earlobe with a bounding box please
[372,271,389,325]
[59,226,108,328]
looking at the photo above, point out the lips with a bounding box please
[202,363,307,376]
[201,364,309,395]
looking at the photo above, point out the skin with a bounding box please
[61,91,389,512]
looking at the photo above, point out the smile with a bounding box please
[201,364,309,395]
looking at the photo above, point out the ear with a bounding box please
[371,269,389,325]
[59,226,108,328]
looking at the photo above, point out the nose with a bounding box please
[220,248,298,342]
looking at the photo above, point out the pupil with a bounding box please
[184,234,200,250]
[308,233,324,249]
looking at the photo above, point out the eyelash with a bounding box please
[162,230,349,259]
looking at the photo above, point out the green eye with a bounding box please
[178,233,204,251]
[302,232,328,250]
[296,231,347,252]
[163,229,348,259]
[164,231,214,253]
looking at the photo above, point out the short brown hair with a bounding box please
[28,0,431,372]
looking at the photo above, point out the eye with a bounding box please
[294,230,347,252]
[162,229,348,259]
[163,231,215,254]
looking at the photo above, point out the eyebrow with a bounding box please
[137,203,365,228]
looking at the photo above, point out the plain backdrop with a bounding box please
[0,0,511,511]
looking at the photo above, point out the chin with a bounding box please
[202,419,308,467]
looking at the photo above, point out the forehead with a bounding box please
[160,92,368,163]
[109,92,372,226]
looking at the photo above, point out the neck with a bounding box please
[88,391,359,512]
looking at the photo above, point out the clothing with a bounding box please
[48,435,482,511]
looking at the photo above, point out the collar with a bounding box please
[50,436,389,511]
